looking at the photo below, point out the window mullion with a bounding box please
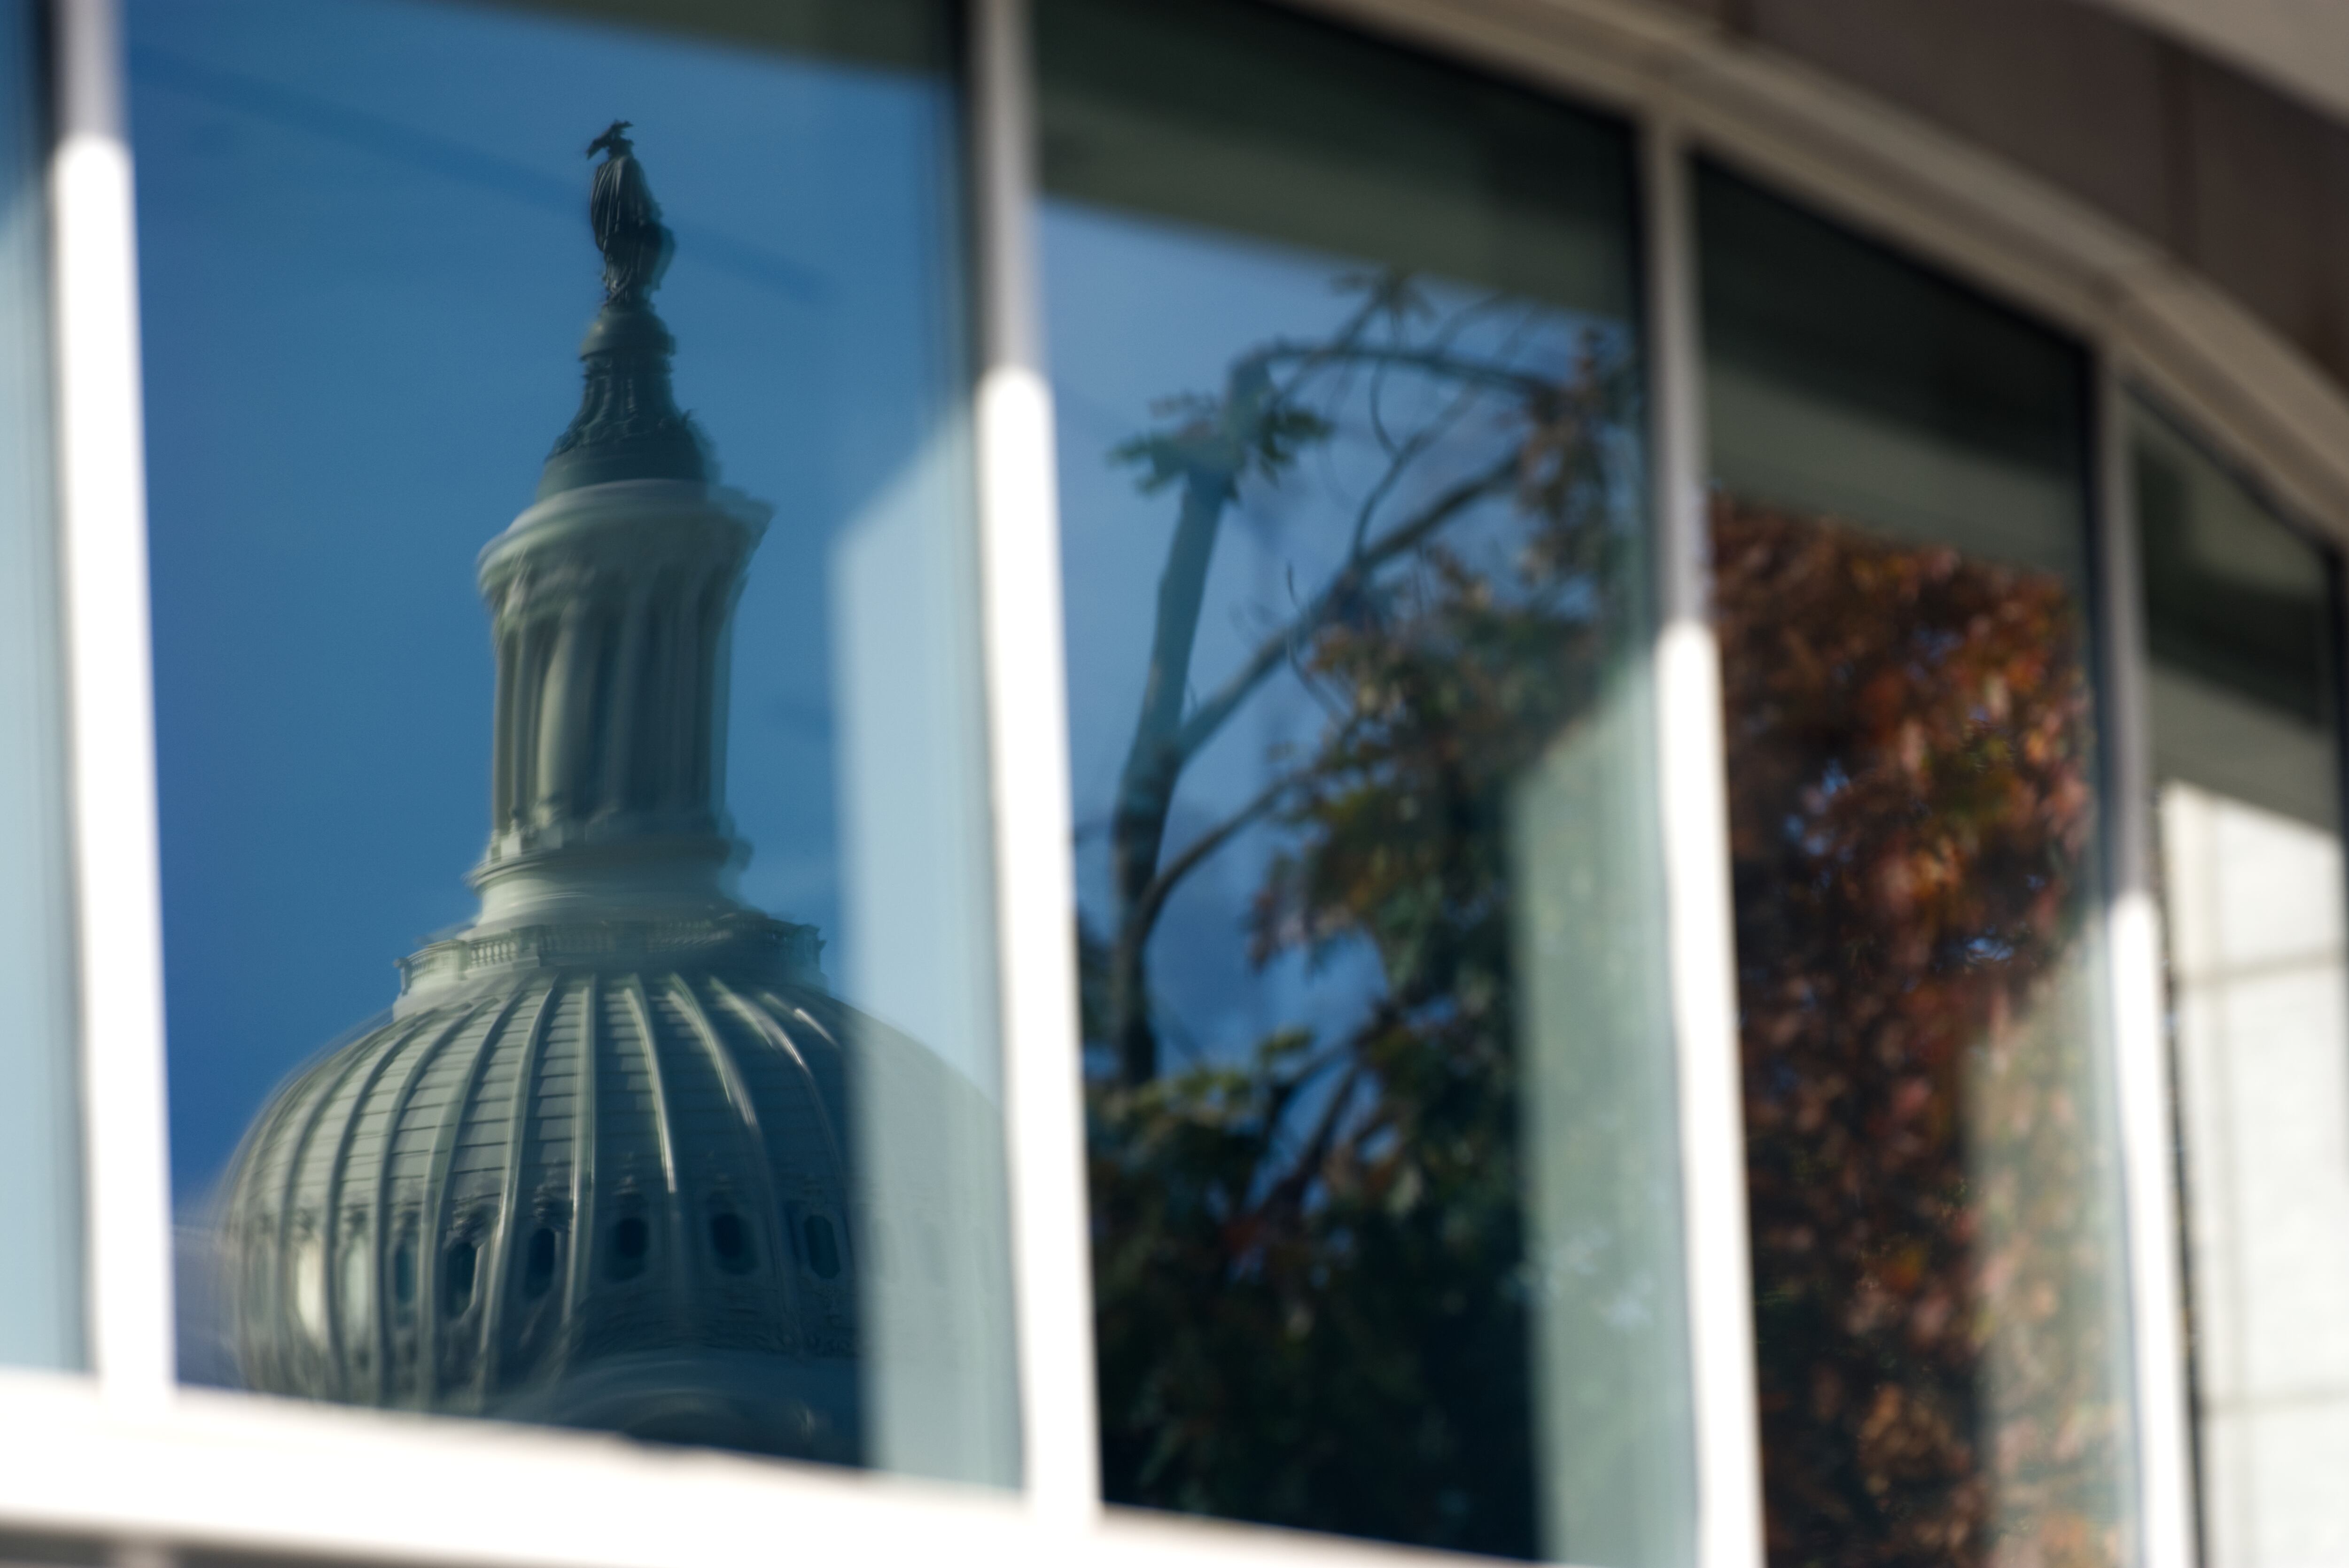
[48,0,174,1403]
[2093,352,2200,1568]
[1641,115,1766,1568]
[967,0,1101,1529]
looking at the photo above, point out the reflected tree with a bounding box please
[1082,281,2128,1568]
[1712,501,2125,1568]
[1080,272,1639,1557]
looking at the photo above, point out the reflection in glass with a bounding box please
[140,0,1012,1481]
[1044,1,1688,1559]
[0,0,82,1372]
[2139,408,2349,1568]
[1701,166,2137,1568]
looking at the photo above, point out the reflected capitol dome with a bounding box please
[216,123,963,1461]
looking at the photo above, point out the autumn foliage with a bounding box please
[1713,499,2130,1568]
[1077,274,2132,1568]
[1082,287,1633,1558]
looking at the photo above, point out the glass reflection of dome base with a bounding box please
[498,1348,860,1462]
[219,939,877,1463]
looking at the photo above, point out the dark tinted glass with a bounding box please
[138,0,1016,1482]
[2139,406,2349,1568]
[1701,164,2137,1568]
[2139,418,2337,735]
[1045,2,1689,1560]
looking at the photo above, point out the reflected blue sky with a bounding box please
[1045,200,1627,1074]
[133,0,968,1197]
[1045,205,1393,1068]
[134,0,1625,1205]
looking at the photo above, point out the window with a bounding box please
[2138,406,2349,1568]
[1042,0,1688,1559]
[134,0,1015,1483]
[9,2,2349,1565]
[1701,167,2139,1568]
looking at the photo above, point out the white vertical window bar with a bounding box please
[1641,116,1766,1568]
[49,0,174,1402]
[2092,353,2200,1568]
[968,0,1102,1529]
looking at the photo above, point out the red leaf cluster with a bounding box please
[1715,499,2128,1568]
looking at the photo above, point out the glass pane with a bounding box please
[0,0,85,1372]
[1700,165,2137,1568]
[139,0,1015,1483]
[2139,407,2349,1568]
[1042,1,1689,1559]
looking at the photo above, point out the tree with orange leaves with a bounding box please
[1714,499,2128,1568]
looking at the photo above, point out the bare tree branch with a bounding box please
[1100,283,1569,1083]
[1170,451,1518,765]
[1132,775,1291,944]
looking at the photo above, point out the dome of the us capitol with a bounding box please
[225,955,866,1458]
[213,124,966,1462]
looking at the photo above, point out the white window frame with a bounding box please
[17,0,2349,1563]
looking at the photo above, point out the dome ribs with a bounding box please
[223,964,891,1452]
[616,973,693,1329]
[474,975,568,1398]
[723,981,864,1211]
[235,1019,359,1209]
[761,991,854,1129]
[315,1009,431,1400]
[716,981,859,1347]
[261,1012,412,1391]
[520,980,587,1194]
[414,984,540,1403]
[563,973,601,1326]
[713,979,854,1215]
[667,976,793,1322]
[367,999,494,1407]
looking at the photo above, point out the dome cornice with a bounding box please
[395,908,824,1015]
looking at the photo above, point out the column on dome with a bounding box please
[482,529,751,860]
[597,581,651,815]
[641,581,684,815]
[533,598,587,823]
[681,565,730,819]
[469,124,766,887]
